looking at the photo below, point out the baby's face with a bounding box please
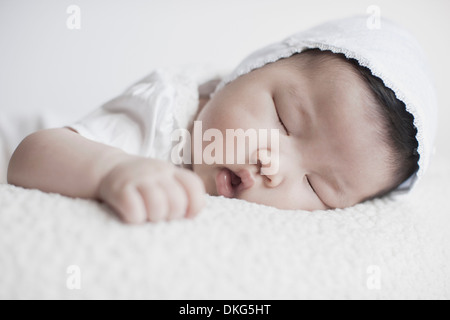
[192,54,396,210]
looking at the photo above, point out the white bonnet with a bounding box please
[215,15,438,193]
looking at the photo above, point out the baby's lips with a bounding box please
[235,169,255,192]
[215,167,256,199]
[215,168,234,198]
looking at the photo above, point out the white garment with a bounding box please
[68,69,204,162]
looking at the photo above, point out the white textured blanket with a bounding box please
[1,151,449,300]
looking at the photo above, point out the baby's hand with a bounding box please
[98,156,205,224]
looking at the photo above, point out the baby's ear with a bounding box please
[198,79,221,98]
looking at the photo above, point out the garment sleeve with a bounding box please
[67,69,200,161]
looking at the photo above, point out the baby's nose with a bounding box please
[261,170,283,188]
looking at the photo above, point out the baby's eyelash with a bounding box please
[306,175,332,209]
[272,97,289,135]
[276,109,289,135]
[306,176,316,194]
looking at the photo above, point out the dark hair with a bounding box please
[301,49,419,195]
[351,61,419,193]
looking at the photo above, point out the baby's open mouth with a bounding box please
[215,168,255,198]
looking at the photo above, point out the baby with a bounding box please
[7,16,437,223]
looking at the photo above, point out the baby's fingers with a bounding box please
[137,183,169,223]
[174,170,206,218]
[105,185,147,224]
[158,179,189,220]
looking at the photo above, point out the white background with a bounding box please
[0,0,449,151]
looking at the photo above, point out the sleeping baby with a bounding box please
[7,16,437,223]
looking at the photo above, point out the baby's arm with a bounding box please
[7,128,205,223]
